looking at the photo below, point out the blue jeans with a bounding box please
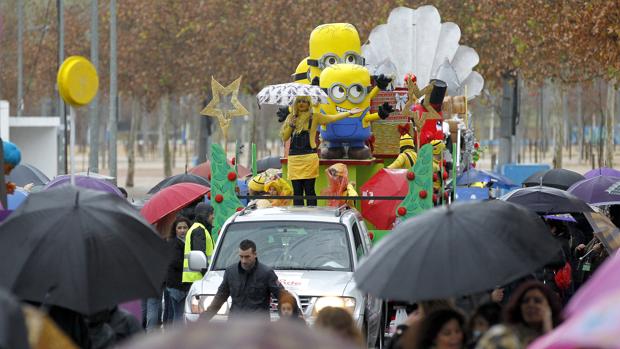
[166,287,187,324]
[143,296,162,332]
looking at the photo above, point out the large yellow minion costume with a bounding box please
[318,64,394,159]
[281,96,353,206]
[388,124,418,169]
[307,23,365,85]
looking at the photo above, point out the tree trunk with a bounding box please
[250,95,258,166]
[553,85,563,169]
[605,79,616,167]
[562,86,571,160]
[126,97,141,188]
[560,84,570,153]
[498,72,514,166]
[577,84,585,161]
[162,94,172,177]
[100,119,107,169]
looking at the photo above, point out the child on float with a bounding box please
[322,163,358,208]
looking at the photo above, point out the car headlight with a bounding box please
[313,296,356,315]
[189,295,228,315]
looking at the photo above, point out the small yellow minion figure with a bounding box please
[248,173,267,196]
[292,57,311,85]
[387,124,417,169]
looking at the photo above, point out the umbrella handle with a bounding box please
[579,248,595,260]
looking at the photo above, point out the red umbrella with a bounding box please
[360,169,408,230]
[141,183,210,224]
[190,160,251,179]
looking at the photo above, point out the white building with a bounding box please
[1,100,60,178]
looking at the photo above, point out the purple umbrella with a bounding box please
[45,175,123,197]
[567,175,620,206]
[584,167,620,179]
[0,210,13,223]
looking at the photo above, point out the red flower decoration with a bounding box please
[433,173,439,181]
[215,194,224,203]
[419,190,428,199]
[442,172,449,180]
[474,142,480,149]
[442,159,447,167]
[236,207,244,212]
[207,192,211,200]
[407,172,415,180]
[397,207,407,216]
[227,172,237,181]
[368,232,375,241]
[231,157,236,165]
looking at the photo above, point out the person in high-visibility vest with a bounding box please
[182,202,214,283]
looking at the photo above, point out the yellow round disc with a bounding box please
[57,56,99,107]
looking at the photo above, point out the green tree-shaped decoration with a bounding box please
[210,143,243,242]
[396,143,434,221]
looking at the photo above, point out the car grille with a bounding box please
[270,295,313,313]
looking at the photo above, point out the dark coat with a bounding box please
[202,259,283,320]
[166,238,190,292]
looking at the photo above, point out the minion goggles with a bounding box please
[307,51,365,70]
[322,83,373,104]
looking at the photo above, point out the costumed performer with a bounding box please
[281,96,360,206]
[247,170,278,208]
[322,163,357,208]
[264,176,293,207]
[387,124,417,169]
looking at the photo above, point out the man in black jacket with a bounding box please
[201,239,283,321]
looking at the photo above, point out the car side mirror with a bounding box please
[188,251,207,271]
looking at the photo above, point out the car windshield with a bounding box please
[212,221,352,271]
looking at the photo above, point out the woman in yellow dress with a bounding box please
[281,96,360,206]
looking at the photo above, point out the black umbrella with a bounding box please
[256,156,282,173]
[0,288,30,349]
[522,168,585,190]
[354,200,560,302]
[6,163,50,186]
[501,186,593,213]
[148,173,210,194]
[0,186,171,315]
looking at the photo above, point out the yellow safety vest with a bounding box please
[182,222,214,283]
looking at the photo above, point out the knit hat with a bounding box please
[194,202,213,216]
[2,141,21,167]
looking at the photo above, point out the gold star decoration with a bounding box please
[402,78,442,131]
[200,76,249,143]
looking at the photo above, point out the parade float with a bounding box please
[203,5,485,243]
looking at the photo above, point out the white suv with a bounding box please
[184,206,383,347]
